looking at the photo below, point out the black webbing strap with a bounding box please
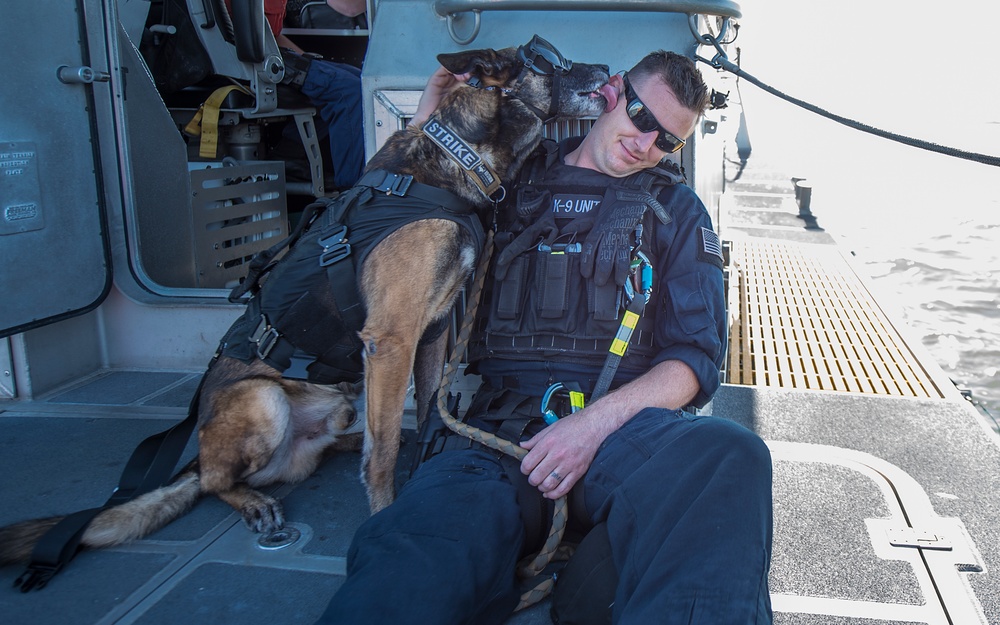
[590,294,647,402]
[494,417,552,557]
[13,371,207,591]
[356,170,471,215]
[228,197,335,303]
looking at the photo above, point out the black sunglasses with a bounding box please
[517,35,573,76]
[622,73,686,154]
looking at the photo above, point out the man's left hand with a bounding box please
[520,411,605,499]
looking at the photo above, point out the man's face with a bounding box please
[587,73,699,177]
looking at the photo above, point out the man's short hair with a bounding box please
[629,51,709,113]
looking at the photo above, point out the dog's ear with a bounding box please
[437,49,503,77]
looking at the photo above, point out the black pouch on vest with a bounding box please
[550,521,617,625]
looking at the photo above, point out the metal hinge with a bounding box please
[886,527,953,551]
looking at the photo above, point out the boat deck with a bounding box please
[3,159,1000,624]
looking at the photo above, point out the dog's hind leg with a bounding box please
[412,328,449,431]
[198,379,294,533]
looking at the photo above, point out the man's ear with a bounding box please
[437,49,501,77]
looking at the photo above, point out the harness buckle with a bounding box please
[318,224,352,266]
[14,562,61,592]
[250,315,281,360]
[375,172,414,197]
[624,250,653,305]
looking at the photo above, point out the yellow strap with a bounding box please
[609,310,640,357]
[183,85,252,159]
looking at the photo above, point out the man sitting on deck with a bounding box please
[318,50,774,625]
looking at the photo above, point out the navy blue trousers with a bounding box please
[318,408,773,624]
[301,60,364,190]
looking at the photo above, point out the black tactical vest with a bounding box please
[468,141,683,375]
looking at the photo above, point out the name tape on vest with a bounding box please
[552,193,603,216]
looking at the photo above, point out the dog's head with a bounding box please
[368,36,611,205]
[437,35,611,124]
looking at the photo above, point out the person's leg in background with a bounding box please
[301,60,364,190]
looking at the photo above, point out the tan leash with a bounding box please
[434,228,569,610]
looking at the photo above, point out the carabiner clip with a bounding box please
[541,382,586,425]
[627,251,653,304]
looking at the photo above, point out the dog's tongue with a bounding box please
[598,83,619,112]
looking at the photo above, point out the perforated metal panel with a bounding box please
[190,162,287,289]
[726,239,944,398]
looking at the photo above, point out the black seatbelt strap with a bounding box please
[13,370,208,591]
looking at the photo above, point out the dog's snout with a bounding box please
[597,64,610,74]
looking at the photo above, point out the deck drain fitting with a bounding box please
[257,527,302,550]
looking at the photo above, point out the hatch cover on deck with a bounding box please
[725,239,944,398]
[768,442,987,625]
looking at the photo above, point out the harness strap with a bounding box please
[356,169,473,214]
[14,369,208,591]
[228,197,333,303]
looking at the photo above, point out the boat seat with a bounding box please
[141,0,326,196]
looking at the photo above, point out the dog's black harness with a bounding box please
[218,169,486,385]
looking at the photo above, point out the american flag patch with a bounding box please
[699,227,724,269]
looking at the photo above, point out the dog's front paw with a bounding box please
[239,494,285,533]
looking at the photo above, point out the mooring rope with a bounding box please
[434,229,569,610]
[697,44,1000,168]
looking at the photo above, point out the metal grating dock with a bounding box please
[726,239,945,398]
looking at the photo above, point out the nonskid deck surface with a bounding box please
[0,370,553,624]
[7,372,1000,624]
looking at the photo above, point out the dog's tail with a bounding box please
[0,462,203,566]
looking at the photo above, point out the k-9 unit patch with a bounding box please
[698,227,724,269]
[552,193,603,216]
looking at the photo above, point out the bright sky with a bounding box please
[719,0,1000,223]
[732,0,1000,153]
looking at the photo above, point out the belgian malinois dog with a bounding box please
[0,36,611,569]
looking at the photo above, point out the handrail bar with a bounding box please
[433,0,742,20]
